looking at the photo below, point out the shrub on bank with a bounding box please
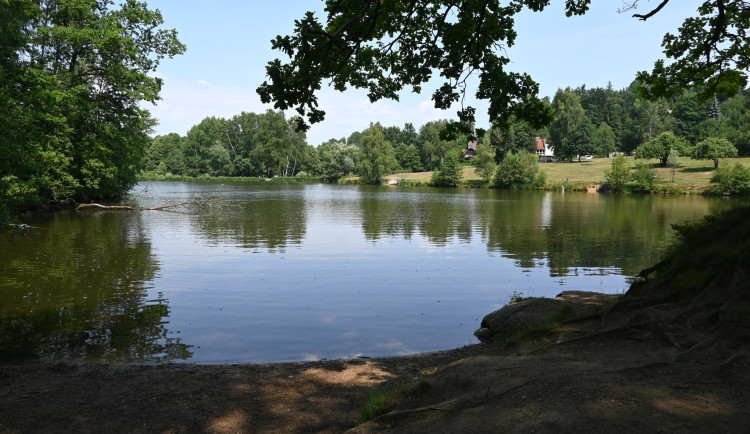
[493,151,543,189]
[711,162,750,195]
[430,150,463,187]
[630,162,657,192]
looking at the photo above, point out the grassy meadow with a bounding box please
[385,156,750,193]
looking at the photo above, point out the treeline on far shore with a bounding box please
[140,83,750,195]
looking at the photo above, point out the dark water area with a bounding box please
[0,182,744,363]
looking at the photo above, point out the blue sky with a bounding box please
[144,0,704,145]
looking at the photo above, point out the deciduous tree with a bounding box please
[692,137,738,168]
[493,151,540,189]
[549,88,586,161]
[472,142,498,182]
[604,156,631,192]
[1,0,184,216]
[420,120,455,170]
[597,123,617,157]
[634,131,691,167]
[358,126,398,184]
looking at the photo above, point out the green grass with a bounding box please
[501,306,576,345]
[507,291,541,305]
[358,385,407,423]
[358,375,433,423]
[517,156,750,192]
[385,157,750,194]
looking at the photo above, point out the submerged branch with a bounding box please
[76,200,204,211]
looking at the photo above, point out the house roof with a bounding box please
[535,137,545,151]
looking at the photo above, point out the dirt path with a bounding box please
[2,322,748,433]
[0,349,475,433]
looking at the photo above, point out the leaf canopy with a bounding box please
[259,1,750,135]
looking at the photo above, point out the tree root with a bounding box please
[675,335,719,361]
[603,359,675,374]
[600,294,676,329]
[685,302,728,331]
[719,348,747,371]
[370,397,462,423]
[654,323,682,350]
[525,321,656,354]
[371,380,534,424]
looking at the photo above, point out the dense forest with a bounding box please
[142,83,750,185]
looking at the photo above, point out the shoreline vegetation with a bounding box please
[136,156,750,196]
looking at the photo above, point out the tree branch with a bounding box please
[76,200,203,211]
[633,0,671,21]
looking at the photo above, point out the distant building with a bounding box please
[535,137,554,158]
[463,140,478,160]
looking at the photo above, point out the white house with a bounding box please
[535,137,554,158]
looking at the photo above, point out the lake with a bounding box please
[0,182,744,364]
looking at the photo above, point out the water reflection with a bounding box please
[1,182,745,364]
[354,187,734,277]
[192,189,307,252]
[0,211,191,363]
[359,188,476,244]
[471,190,735,276]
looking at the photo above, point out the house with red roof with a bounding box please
[535,137,554,159]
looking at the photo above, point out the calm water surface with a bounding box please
[0,182,744,363]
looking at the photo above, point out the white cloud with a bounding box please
[148,77,479,145]
[147,77,266,136]
[302,89,469,145]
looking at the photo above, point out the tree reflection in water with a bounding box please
[0,210,192,363]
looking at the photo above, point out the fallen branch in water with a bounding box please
[76,200,204,211]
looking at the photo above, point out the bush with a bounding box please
[532,170,547,189]
[604,156,630,192]
[472,142,497,182]
[631,162,657,192]
[711,162,750,195]
[430,150,463,187]
[493,151,539,189]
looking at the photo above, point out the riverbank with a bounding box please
[0,348,468,433]
[2,289,748,433]
[136,156,750,195]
